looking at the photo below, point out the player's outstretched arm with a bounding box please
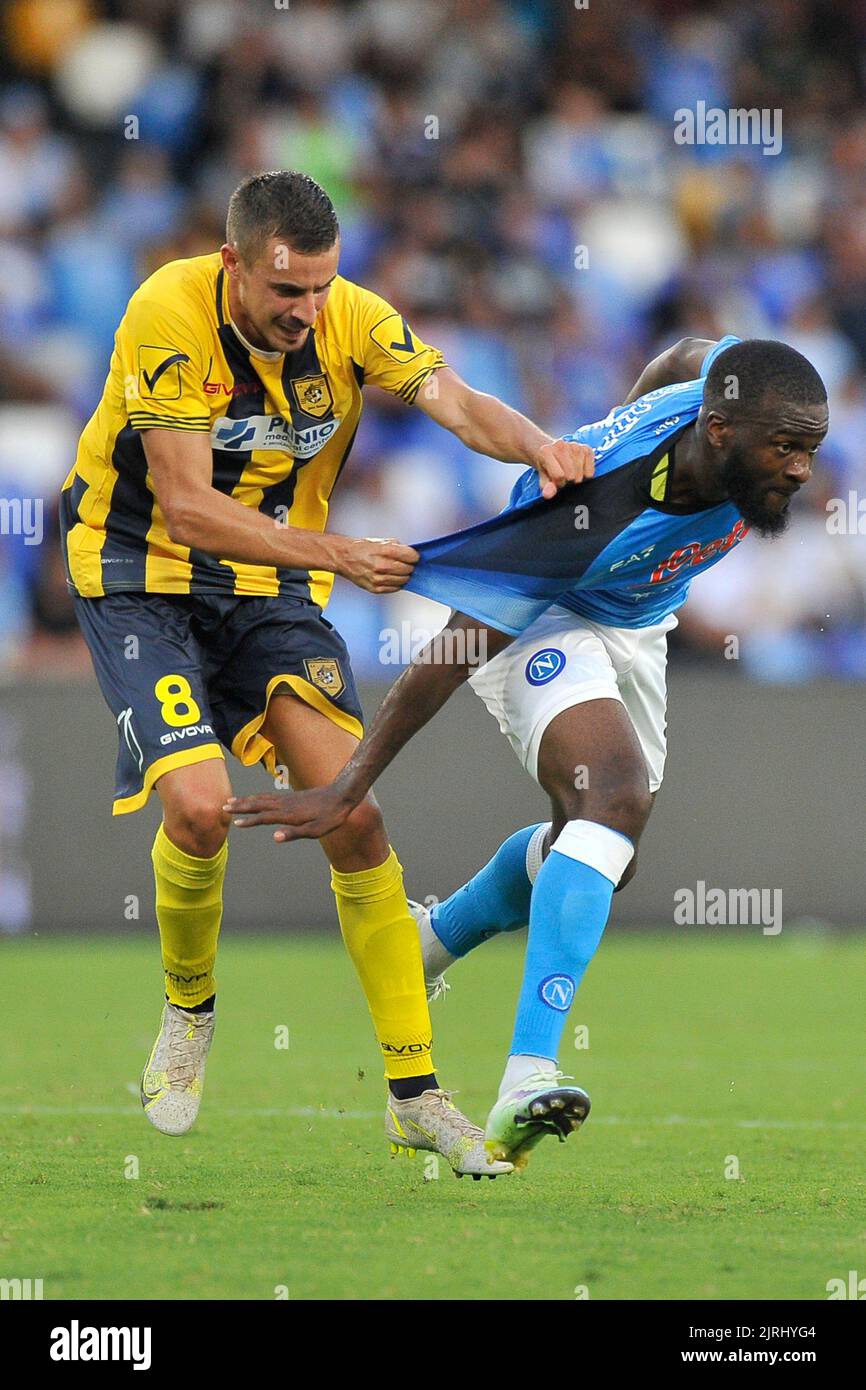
[415,365,595,499]
[622,337,718,406]
[225,613,513,843]
[143,428,418,593]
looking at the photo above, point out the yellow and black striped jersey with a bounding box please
[60,252,445,604]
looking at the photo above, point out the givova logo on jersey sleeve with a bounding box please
[211,414,340,457]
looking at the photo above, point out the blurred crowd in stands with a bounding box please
[2,0,866,680]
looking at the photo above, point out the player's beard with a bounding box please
[720,445,790,538]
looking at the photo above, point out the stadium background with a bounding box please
[1,0,865,930]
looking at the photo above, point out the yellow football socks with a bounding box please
[331,847,434,1080]
[151,823,227,1008]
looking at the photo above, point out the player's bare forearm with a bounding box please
[622,337,717,405]
[225,613,513,842]
[423,376,551,464]
[416,366,594,499]
[142,428,417,592]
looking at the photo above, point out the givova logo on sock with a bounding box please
[538,974,575,1011]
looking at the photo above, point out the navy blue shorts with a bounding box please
[73,591,364,814]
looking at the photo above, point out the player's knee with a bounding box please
[343,795,385,842]
[597,780,652,839]
[164,795,230,858]
[550,778,651,846]
[333,795,389,860]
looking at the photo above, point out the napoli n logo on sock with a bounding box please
[538,974,575,1010]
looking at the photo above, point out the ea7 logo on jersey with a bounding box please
[525,648,566,686]
[651,518,749,583]
[291,374,333,419]
[609,545,656,572]
[138,345,190,400]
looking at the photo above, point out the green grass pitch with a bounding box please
[1,931,864,1301]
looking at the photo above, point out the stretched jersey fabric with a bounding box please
[60,253,445,603]
[407,337,747,634]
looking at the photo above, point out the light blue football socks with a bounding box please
[424,817,635,1091]
[430,822,548,957]
[508,819,634,1070]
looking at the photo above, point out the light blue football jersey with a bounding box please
[406,337,748,634]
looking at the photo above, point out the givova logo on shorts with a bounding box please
[525,648,566,685]
[538,974,575,1011]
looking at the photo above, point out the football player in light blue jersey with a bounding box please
[226,337,828,1172]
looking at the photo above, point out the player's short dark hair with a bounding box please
[703,339,827,417]
[226,170,339,264]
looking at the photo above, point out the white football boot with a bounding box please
[140,1000,215,1136]
[386,1089,513,1179]
[485,1071,591,1172]
[407,899,453,1002]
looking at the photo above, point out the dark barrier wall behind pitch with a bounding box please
[0,672,862,932]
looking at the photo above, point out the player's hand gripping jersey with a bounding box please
[407,337,745,634]
[60,253,444,605]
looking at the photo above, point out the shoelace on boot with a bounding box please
[422,1089,483,1137]
[166,1015,209,1089]
[426,976,451,1003]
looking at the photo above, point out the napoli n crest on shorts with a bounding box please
[304,658,344,698]
[525,647,566,685]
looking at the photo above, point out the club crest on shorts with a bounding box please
[525,647,566,685]
[291,374,333,419]
[538,974,575,1011]
[304,658,344,698]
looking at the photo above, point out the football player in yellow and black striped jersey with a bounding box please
[62,230,445,604]
[60,169,594,1171]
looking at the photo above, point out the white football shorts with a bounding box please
[467,604,678,792]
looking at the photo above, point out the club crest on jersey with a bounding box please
[539,974,575,1011]
[304,658,345,698]
[291,374,333,419]
[526,648,566,686]
[138,345,189,400]
[650,518,749,584]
